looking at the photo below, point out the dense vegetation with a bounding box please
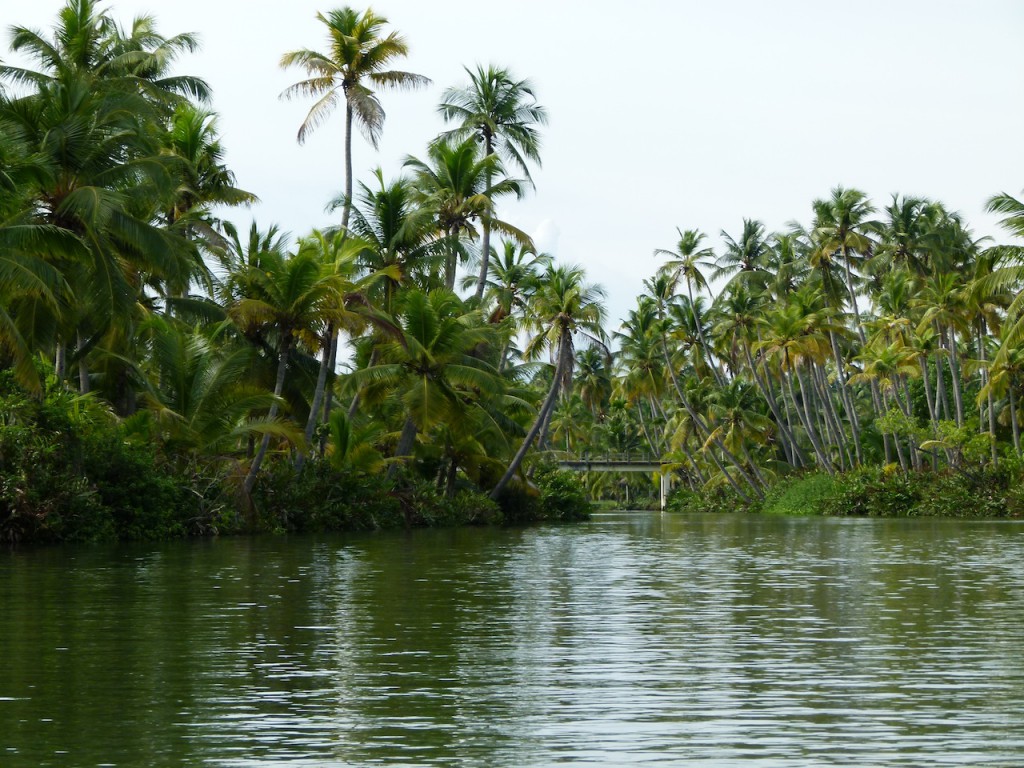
[2,1,1023,542]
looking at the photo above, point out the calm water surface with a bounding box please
[2,512,1024,766]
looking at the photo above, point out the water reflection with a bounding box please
[2,514,1023,765]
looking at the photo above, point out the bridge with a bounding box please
[555,454,674,510]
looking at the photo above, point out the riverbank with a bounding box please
[0,380,591,544]
[668,464,1024,519]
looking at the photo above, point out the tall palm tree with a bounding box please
[811,186,877,341]
[279,7,429,229]
[404,136,528,291]
[655,228,722,384]
[438,64,547,299]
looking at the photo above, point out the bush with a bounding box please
[762,472,840,516]
[0,376,199,543]
[252,459,504,533]
[494,462,592,524]
[666,482,753,515]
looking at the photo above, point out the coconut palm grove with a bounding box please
[2,1,1024,542]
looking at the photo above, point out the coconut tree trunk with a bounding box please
[387,417,418,481]
[830,331,862,464]
[76,332,90,394]
[789,366,833,472]
[298,323,335,469]
[742,343,800,465]
[244,336,292,497]
[474,135,495,301]
[813,363,849,471]
[978,327,998,463]
[491,332,570,499]
[841,245,866,346]
[688,281,724,387]
[946,326,965,428]
[1009,381,1020,455]
[341,100,353,230]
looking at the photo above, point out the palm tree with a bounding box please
[811,186,877,341]
[137,316,295,458]
[404,136,528,291]
[438,65,547,299]
[348,289,501,476]
[491,264,606,498]
[221,229,345,496]
[655,228,722,384]
[279,7,429,229]
[715,218,770,291]
[342,169,442,310]
[476,239,549,371]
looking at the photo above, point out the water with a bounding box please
[2,512,1023,766]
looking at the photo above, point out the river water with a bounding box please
[2,512,1023,766]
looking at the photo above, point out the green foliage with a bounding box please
[0,375,202,543]
[819,465,1018,519]
[494,463,592,524]
[761,472,840,516]
[666,484,752,515]
[251,458,502,533]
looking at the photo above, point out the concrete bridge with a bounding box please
[555,454,673,510]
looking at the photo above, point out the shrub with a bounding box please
[762,472,839,516]
[666,483,753,515]
[0,377,198,543]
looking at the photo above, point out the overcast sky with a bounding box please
[7,0,1024,326]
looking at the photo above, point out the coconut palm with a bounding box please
[223,232,346,495]
[348,288,501,475]
[491,264,607,498]
[404,136,529,291]
[655,228,722,384]
[279,6,429,228]
[438,64,547,298]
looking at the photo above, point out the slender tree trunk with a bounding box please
[1010,381,1020,455]
[445,457,458,497]
[76,332,90,394]
[444,225,459,291]
[491,333,569,499]
[244,337,292,497]
[688,282,723,386]
[341,100,353,230]
[298,324,335,470]
[387,417,418,480]
[976,325,997,463]
[474,135,495,301]
[814,363,849,471]
[789,366,832,472]
[742,343,799,464]
[947,326,965,428]
[830,331,862,464]
[680,441,706,487]
[841,245,867,346]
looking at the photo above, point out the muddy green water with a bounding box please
[2,512,1023,766]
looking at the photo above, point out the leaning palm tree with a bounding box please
[490,264,606,498]
[438,65,547,299]
[279,7,429,229]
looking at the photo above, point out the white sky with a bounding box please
[6,0,1024,326]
